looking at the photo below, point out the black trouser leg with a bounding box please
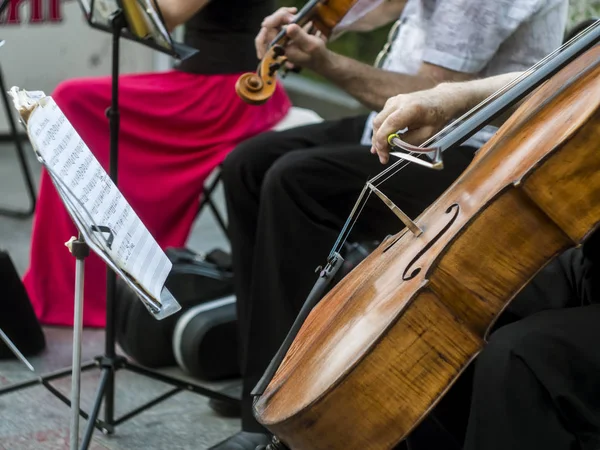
[463,303,600,450]
[221,115,369,364]
[222,116,477,432]
[407,248,600,450]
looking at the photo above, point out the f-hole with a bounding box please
[402,203,460,281]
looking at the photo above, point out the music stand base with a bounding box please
[0,354,240,448]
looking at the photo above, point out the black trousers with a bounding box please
[407,246,600,450]
[221,115,477,432]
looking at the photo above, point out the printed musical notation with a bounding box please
[10,88,178,317]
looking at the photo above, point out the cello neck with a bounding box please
[433,21,600,154]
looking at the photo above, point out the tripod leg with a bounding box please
[0,328,34,371]
[80,368,111,450]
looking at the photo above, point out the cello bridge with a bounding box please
[367,182,423,237]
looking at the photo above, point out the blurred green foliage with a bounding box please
[275,0,393,82]
[569,0,600,26]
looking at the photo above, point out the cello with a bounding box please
[251,21,600,450]
[235,0,360,105]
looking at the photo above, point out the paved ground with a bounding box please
[0,141,240,449]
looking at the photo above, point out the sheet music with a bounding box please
[139,0,171,47]
[13,89,172,306]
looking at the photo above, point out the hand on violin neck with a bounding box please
[282,22,328,70]
[256,7,297,59]
[255,6,328,69]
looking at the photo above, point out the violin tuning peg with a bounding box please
[272,45,285,57]
[268,62,283,75]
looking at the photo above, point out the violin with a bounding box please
[251,22,600,449]
[235,0,359,105]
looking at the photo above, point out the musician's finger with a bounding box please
[314,29,327,43]
[262,7,297,29]
[400,126,436,146]
[371,108,414,162]
[255,27,269,59]
[302,21,314,34]
[372,101,399,142]
[285,23,319,52]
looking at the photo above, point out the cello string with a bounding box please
[328,20,600,258]
[337,189,374,254]
[370,20,600,187]
[330,185,370,256]
[330,187,374,257]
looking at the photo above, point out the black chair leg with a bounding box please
[197,169,228,239]
[0,67,37,219]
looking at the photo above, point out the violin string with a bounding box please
[326,20,600,258]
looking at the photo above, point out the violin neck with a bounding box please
[269,0,324,47]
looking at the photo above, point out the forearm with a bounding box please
[312,51,436,110]
[434,72,523,121]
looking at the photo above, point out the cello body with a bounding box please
[253,46,600,449]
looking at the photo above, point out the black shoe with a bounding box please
[207,431,272,449]
[208,382,242,417]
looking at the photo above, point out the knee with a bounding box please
[261,152,306,200]
[221,131,277,188]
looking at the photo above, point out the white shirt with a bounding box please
[358,0,569,148]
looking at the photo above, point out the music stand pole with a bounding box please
[66,234,90,449]
[102,8,124,428]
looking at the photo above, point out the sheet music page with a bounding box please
[18,92,172,304]
[139,0,171,47]
[91,0,120,27]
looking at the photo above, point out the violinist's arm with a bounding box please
[157,0,210,30]
[305,48,474,111]
[370,72,524,164]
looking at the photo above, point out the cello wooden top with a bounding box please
[254,46,600,443]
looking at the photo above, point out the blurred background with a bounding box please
[0,0,597,131]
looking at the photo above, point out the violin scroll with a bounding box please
[236,46,287,105]
[236,0,360,104]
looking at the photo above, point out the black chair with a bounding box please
[194,107,325,242]
[196,165,228,239]
[0,66,37,218]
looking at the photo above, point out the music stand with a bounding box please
[0,2,238,449]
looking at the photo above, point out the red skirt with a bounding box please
[23,70,291,327]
